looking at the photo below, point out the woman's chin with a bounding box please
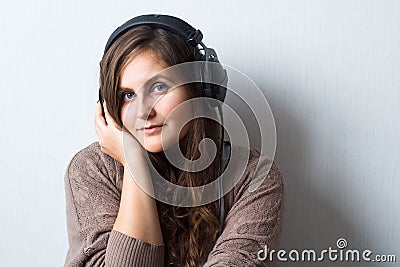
[143,139,179,153]
[142,139,167,153]
[141,129,189,153]
[144,145,164,153]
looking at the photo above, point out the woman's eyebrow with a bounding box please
[118,74,177,93]
[140,75,176,91]
[144,74,176,87]
[117,86,136,92]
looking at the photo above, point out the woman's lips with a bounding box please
[142,125,163,134]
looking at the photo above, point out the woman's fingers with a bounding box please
[93,100,143,166]
[103,102,111,125]
[95,101,123,135]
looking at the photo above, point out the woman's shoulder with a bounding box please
[67,141,102,172]
[229,144,284,201]
[65,141,123,187]
[69,141,102,161]
[67,141,118,166]
[248,146,284,187]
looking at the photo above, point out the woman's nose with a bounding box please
[136,99,156,120]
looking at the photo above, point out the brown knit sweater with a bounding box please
[64,141,284,266]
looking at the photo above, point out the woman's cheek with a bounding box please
[120,106,137,136]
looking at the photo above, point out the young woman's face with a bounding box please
[119,50,192,153]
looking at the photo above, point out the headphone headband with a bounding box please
[101,14,227,109]
[104,14,203,54]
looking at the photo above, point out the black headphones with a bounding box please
[100,14,229,238]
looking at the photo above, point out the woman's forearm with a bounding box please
[112,164,163,245]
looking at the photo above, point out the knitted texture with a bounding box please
[64,141,284,266]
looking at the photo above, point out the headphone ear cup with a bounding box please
[192,47,228,109]
[203,60,228,108]
[193,50,205,61]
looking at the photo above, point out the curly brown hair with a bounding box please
[99,25,222,266]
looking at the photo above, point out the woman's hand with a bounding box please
[94,101,143,168]
[95,103,163,245]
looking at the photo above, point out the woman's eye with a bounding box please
[123,92,135,101]
[152,84,168,93]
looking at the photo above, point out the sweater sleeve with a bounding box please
[203,150,285,267]
[63,142,165,267]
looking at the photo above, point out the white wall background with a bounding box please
[1,1,399,266]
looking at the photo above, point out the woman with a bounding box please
[64,14,284,267]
